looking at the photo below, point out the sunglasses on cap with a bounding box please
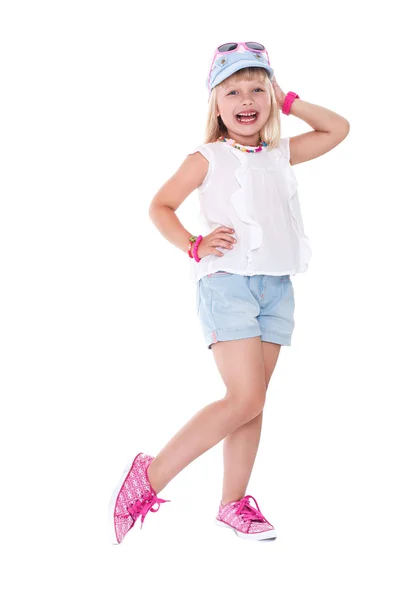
[217,42,267,54]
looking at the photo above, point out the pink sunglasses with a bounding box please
[207,42,271,90]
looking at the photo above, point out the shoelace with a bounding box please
[127,493,170,529]
[235,495,268,524]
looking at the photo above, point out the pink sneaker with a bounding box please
[215,494,277,541]
[108,452,170,545]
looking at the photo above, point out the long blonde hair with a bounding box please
[204,67,281,150]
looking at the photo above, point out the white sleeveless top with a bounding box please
[187,138,312,283]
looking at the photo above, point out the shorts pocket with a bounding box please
[207,271,233,278]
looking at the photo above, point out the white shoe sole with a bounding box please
[108,456,138,545]
[214,518,277,541]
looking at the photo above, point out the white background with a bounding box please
[1,1,399,598]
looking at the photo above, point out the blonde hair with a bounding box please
[204,67,281,149]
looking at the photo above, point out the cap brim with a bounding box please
[210,59,274,91]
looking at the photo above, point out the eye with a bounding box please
[228,88,264,95]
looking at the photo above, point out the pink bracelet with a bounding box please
[192,235,203,262]
[282,91,299,115]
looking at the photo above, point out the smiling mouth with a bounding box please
[236,112,258,124]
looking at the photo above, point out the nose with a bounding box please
[240,90,255,104]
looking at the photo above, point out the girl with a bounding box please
[109,41,350,544]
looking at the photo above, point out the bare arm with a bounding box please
[148,151,209,253]
[288,99,350,166]
[148,150,236,259]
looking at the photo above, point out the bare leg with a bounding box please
[221,411,264,505]
[220,341,281,506]
[147,337,267,495]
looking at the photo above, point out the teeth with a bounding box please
[238,112,256,116]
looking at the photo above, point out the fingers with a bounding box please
[216,226,235,233]
[212,231,237,247]
[210,237,235,250]
[206,226,236,257]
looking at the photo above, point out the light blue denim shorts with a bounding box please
[196,271,295,350]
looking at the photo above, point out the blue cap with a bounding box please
[207,48,274,96]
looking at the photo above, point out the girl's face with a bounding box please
[216,77,271,146]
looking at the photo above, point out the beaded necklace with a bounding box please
[218,136,268,153]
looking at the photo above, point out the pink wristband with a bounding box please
[282,91,299,115]
[192,235,203,262]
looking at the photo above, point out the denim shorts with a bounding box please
[196,271,295,350]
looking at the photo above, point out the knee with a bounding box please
[225,389,266,425]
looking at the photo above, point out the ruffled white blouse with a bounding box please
[188,137,312,283]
